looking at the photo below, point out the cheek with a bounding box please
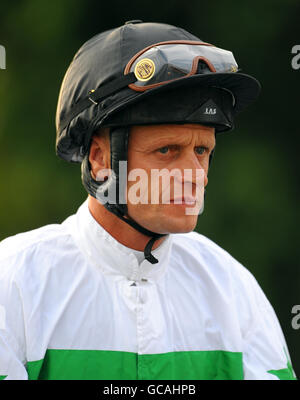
[127,169,152,205]
[127,152,158,203]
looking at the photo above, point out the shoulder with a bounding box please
[0,214,77,280]
[171,230,265,303]
[171,230,244,272]
[172,230,233,260]
[170,231,279,336]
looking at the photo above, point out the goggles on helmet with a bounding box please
[124,40,239,92]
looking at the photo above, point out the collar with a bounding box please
[70,199,173,282]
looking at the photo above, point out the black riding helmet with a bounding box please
[55,20,261,263]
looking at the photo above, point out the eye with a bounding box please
[157,146,170,154]
[195,146,207,155]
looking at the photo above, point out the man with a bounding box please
[0,21,296,380]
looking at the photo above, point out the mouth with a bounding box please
[169,197,197,206]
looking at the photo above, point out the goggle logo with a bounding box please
[134,58,155,81]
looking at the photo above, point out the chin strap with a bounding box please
[108,206,166,264]
[144,237,162,264]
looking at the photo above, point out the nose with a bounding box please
[178,150,209,188]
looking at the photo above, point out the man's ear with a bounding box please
[89,129,110,180]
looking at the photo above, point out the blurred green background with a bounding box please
[0,0,299,377]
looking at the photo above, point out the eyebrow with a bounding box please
[146,136,216,150]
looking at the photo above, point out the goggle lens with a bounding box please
[125,41,238,91]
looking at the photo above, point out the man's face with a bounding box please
[126,124,215,234]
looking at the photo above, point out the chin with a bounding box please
[161,205,200,233]
[140,215,198,235]
[162,216,198,234]
[128,204,199,234]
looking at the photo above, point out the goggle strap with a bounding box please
[59,72,136,133]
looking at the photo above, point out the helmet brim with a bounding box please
[103,71,261,125]
[136,71,261,115]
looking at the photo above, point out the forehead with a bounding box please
[129,124,216,147]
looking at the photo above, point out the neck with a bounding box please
[87,195,166,251]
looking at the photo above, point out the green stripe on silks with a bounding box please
[27,349,137,380]
[26,358,45,380]
[0,375,7,380]
[268,348,297,380]
[137,350,243,380]
[268,361,297,380]
[268,367,297,380]
[26,349,244,380]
